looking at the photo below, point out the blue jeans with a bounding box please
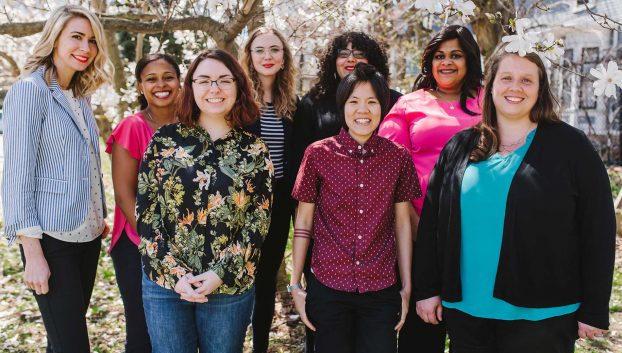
[142,273,254,353]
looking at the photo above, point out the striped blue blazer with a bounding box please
[2,66,107,244]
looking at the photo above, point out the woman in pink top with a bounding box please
[105,53,181,353]
[378,25,483,353]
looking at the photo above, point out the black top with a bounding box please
[291,88,403,185]
[414,121,616,330]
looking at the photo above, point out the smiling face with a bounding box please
[335,42,369,80]
[192,58,237,121]
[52,16,98,79]
[431,38,467,92]
[344,82,381,144]
[250,32,285,80]
[491,55,540,122]
[138,59,181,109]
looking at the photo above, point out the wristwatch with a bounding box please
[287,283,303,292]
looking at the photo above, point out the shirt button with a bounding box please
[357,145,362,150]
[359,209,363,214]
[357,235,362,239]
[356,261,360,265]
[349,149,353,153]
[359,159,364,164]
[359,184,364,188]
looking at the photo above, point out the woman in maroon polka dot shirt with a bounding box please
[289,63,421,353]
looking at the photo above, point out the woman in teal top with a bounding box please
[413,45,615,352]
[444,128,579,320]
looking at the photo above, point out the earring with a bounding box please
[280,65,284,71]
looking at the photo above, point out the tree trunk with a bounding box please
[470,0,515,59]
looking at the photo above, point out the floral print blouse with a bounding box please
[136,123,273,295]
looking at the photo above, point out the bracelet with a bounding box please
[294,228,313,239]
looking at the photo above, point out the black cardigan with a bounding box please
[414,121,616,330]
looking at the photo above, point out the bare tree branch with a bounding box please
[0,16,224,38]
[0,50,20,77]
[582,2,622,32]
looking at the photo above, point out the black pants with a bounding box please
[252,180,294,353]
[19,234,101,353]
[110,231,152,353]
[444,308,578,353]
[398,241,446,353]
[305,273,401,353]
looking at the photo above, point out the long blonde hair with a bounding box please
[22,5,111,97]
[241,27,297,120]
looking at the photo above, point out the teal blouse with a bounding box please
[443,129,580,320]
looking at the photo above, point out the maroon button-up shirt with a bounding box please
[292,129,421,293]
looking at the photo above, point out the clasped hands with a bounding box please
[174,270,223,303]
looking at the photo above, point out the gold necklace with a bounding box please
[435,87,460,110]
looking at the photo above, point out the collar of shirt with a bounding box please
[334,128,381,158]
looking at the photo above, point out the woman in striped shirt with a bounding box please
[241,27,298,353]
[2,5,111,352]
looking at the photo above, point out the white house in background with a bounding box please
[532,0,622,161]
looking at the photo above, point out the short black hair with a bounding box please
[336,63,390,130]
[135,53,181,110]
[310,31,390,101]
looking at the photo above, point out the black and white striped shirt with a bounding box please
[260,103,285,180]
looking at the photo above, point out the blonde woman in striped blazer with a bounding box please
[2,5,111,352]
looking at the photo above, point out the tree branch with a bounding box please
[0,16,224,38]
[0,50,20,77]
[582,2,622,31]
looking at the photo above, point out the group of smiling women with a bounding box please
[2,4,616,353]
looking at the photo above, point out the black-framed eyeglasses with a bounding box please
[191,77,236,90]
[251,47,283,57]
[337,49,366,59]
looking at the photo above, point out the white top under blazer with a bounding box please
[2,66,107,245]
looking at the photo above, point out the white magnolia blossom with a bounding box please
[446,0,477,22]
[148,37,168,54]
[413,0,444,14]
[540,32,564,61]
[590,61,622,98]
[502,18,540,56]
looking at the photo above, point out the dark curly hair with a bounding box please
[413,25,482,116]
[309,31,390,101]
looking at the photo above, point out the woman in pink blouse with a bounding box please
[378,25,483,353]
[105,53,181,353]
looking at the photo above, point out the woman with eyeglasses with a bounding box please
[136,49,273,353]
[240,27,298,353]
[291,30,402,353]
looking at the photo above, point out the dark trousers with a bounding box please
[444,308,578,353]
[20,234,101,353]
[252,180,294,353]
[305,274,401,353]
[110,231,152,353]
[398,241,446,353]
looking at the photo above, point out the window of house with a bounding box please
[580,47,599,109]
[561,49,574,109]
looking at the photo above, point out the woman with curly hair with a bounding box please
[291,31,402,353]
[240,27,298,353]
[292,31,401,169]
